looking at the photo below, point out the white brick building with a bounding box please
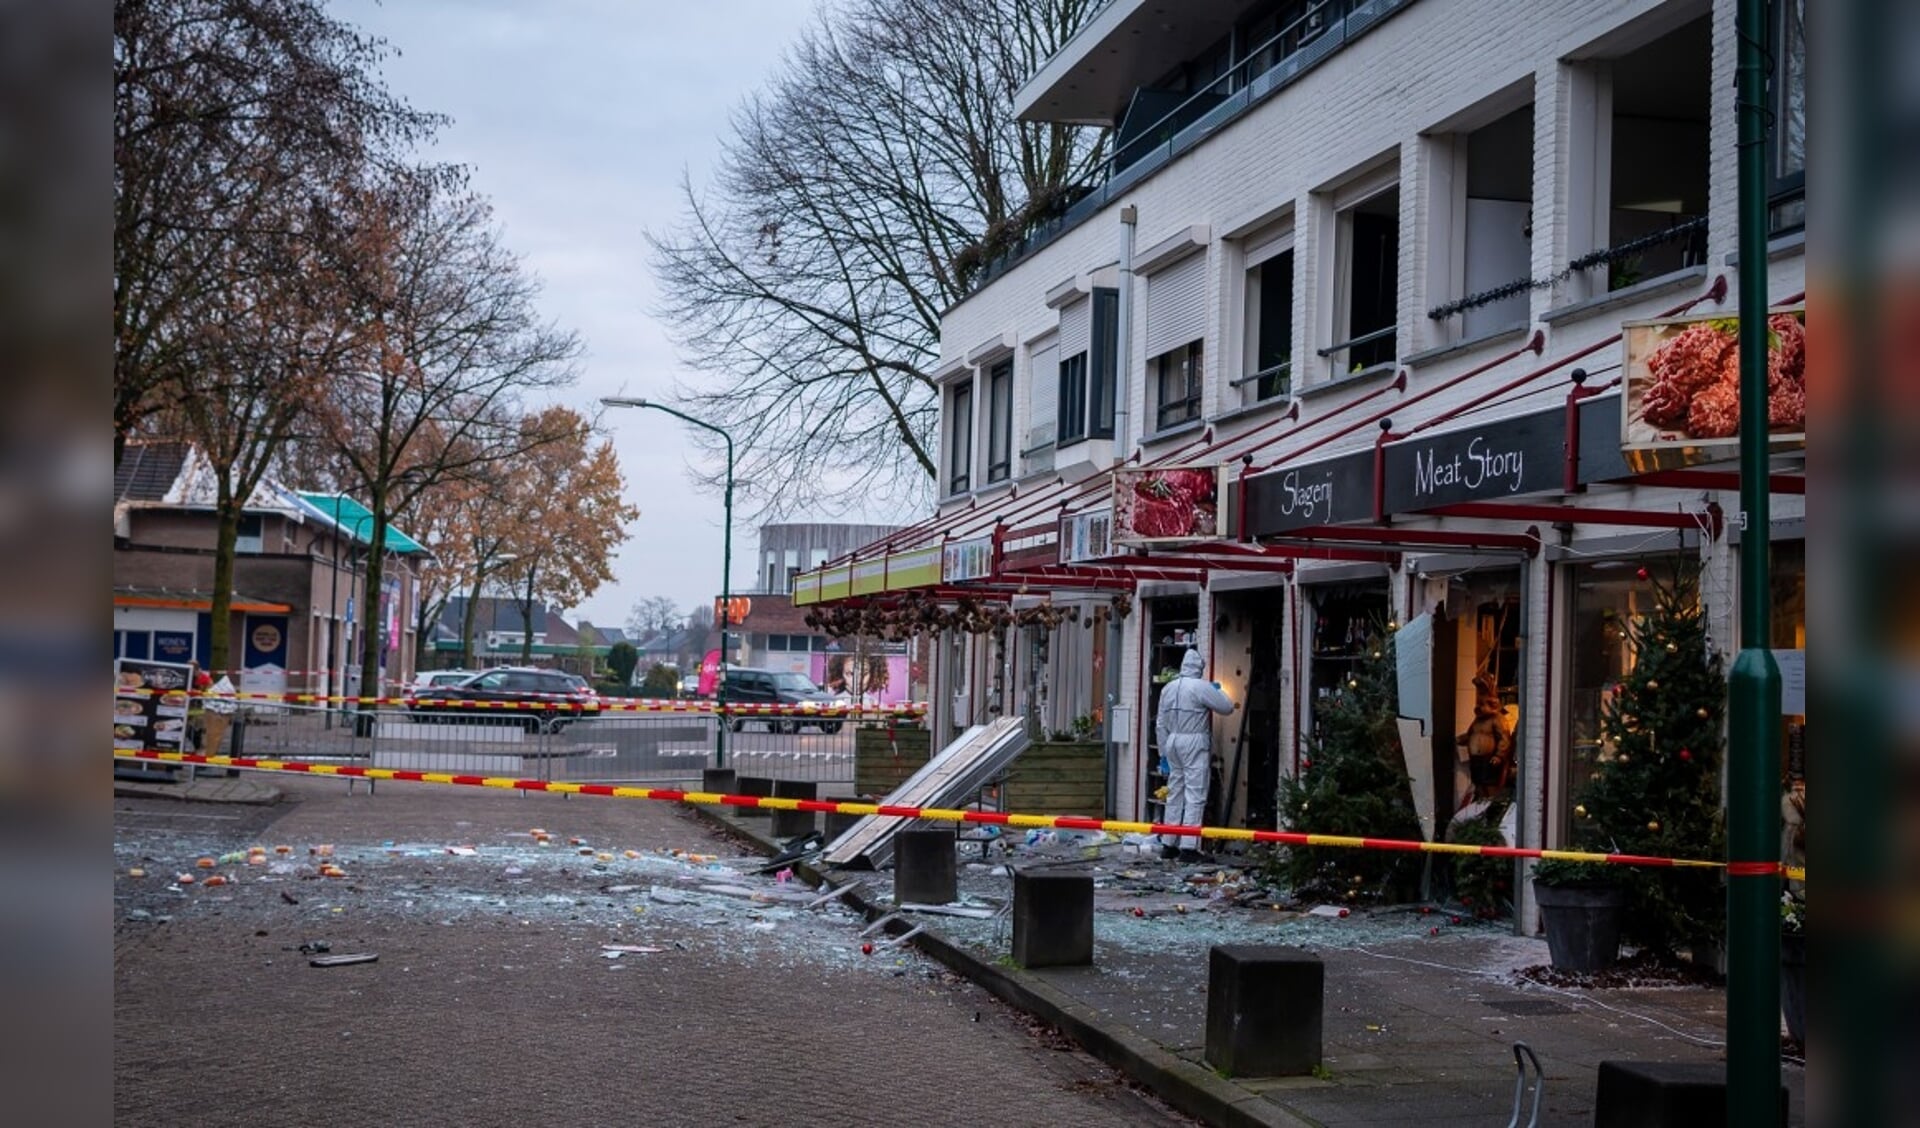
[796,0,1805,929]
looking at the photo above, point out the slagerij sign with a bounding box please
[1243,450,1375,535]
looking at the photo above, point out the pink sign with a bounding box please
[810,653,911,706]
[696,650,722,697]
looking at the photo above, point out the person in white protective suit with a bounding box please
[1155,649,1236,862]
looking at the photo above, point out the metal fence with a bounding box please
[160,699,886,790]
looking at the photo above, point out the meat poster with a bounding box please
[1111,465,1225,544]
[1622,307,1806,461]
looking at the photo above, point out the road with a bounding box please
[113,776,1191,1127]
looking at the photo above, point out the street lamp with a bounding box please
[602,396,735,769]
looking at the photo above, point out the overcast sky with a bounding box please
[336,0,841,632]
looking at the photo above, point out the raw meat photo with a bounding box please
[1114,467,1219,540]
[1626,309,1806,445]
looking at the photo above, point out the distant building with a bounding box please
[113,440,430,696]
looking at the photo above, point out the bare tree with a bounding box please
[312,167,582,692]
[647,0,1106,519]
[114,0,434,466]
[626,596,684,636]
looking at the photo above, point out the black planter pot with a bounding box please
[1534,881,1627,972]
[1780,930,1806,1045]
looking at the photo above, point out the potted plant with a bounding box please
[1532,858,1628,972]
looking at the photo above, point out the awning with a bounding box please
[114,591,292,614]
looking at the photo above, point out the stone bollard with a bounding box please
[735,775,774,818]
[893,828,957,905]
[770,779,817,838]
[821,796,862,843]
[702,768,736,796]
[1594,1061,1787,1128]
[1204,945,1323,1077]
[1011,868,1093,968]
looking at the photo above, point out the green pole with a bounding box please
[1728,0,1781,1121]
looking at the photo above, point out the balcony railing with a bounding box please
[960,0,1416,297]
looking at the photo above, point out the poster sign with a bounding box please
[811,651,912,706]
[1621,307,1806,466]
[1112,465,1225,543]
[114,658,195,752]
[696,649,722,697]
[1059,510,1115,564]
[942,536,995,582]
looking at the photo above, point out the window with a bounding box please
[1152,340,1205,431]
[1089,287,1119,438]
[1242,239,1293,403]
[1566,17,1710,296]
[1425,100,1534,342]
[1057,352,1088,445]
[1770,0,1805,233]
[236,514,264,554]
[948,379,973,494]
[1330,186,1399,372]
[986,359,1012,483]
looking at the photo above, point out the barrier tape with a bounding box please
[110,749,1807,882]
[117,687,928,717]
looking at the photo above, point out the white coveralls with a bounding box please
[1155,650,1235,851]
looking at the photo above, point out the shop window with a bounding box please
[1562,557,1701,838]
[1152,339,1205,432]
[1307,585,1390,719]
[1144,596,1200,820]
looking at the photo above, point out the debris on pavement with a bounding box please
[308,952,378,968]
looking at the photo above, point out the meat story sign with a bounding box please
[1111,465,1225,544]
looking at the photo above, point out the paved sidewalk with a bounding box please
[114,768,285,804]
[705,807,1807,1128]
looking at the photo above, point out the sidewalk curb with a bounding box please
[692,805,1313,1128]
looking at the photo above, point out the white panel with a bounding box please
[1462,197,1531,337]
[1058,297,1090,360]
[1027,343,1059,435]
[1144,251,1207,358]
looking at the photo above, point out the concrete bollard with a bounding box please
[893,828,957,905]
[702,768,736,796]
[770,779,817,838]
[1204,945,1323,1078]
[821,796,861,843]
[1011,868,1093,968]
[1594,1061,1787,1127]
[735,774,774,818]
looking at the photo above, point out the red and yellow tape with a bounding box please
[111,749,1806,882]
[123,687,928,716]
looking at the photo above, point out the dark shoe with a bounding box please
[1160,845,1179,861]
[1177,849,1205,864]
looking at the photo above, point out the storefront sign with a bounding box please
[1243,450,1374,535]
[942,536,995,583]
[792,572,821,606]
[1112,465,1225,543]
[1621,307,1806,469]
[886,546,942,590]
[1059,509,1115,564]
[851,558,888,596]
[1382,410,1565,512]
[817,566,852,602]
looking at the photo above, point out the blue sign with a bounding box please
[243,616,289,667]
[153,631,195,664]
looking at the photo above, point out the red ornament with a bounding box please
[1132,907,1145,918]
[860,942,874,955]
[1337,908,1349,918]
[1429,926,1441,936]
[1679,748,1692,762]
[1636,567,1650,581]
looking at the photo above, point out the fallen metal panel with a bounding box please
[821,716,1029,868]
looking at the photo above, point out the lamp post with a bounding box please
[602,397,735,769]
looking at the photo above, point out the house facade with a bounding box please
[113,441,431,698]
[796,0,1806,929]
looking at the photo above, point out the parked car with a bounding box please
[410,669,479,692]
[406,667,601,732]
[719,668,844,734]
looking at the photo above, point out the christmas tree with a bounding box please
[1557,564,1726,961]
[1276,626,1422,900]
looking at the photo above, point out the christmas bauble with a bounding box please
[1636,567,1650,580]
[1679,749,1692,761]
[1666,642,1678,653]
[1697,707,1710,719]
[1646,680,1659,690]
[1574,804,1587,817]
[1647,820,1661,832]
